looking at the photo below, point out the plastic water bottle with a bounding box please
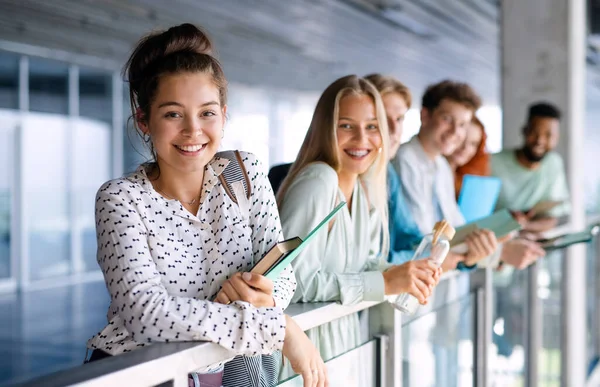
[392,220,456,314]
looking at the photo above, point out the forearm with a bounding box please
[525,216,558,233]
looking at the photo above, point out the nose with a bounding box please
[449,121,460,135]
[182,115,202,137]
[352,126,368,142]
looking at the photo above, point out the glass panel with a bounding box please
[539,250,563,387]
[79,68,112,123]
[0,110,17,280]
[491,268,528,385]
[402,280,474,387]
[223,85,270,164]
[0,51,19,109]
[23,113,70,280]
[73,117,111,271]
[278,339,378,386]
[29,58,68,115]
[587,232,600,374]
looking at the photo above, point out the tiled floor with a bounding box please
[0,281,110,386]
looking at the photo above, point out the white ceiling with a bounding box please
[0,0,520,106]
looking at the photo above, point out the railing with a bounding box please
[17,215,600,387]
[17,268,490,387]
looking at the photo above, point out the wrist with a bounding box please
[382,271,391,295]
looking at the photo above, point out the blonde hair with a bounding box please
[364,73,412,108]
[277,75,390,257]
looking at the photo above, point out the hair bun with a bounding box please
[125,23,216,98]
[163,23,213,56]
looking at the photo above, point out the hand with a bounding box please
[519,230,541,241]
[497,231,516,244]
[464,229,498,266]
[511,211,530,228]
[441,252,466,272]
[383,260,439,304]
[214,272,275,307]
[500,239,546,269]
[282,315,328,387]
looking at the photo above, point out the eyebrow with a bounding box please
[338,117,378,121]
[157,101,220,109]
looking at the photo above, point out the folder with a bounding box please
[538,225,600,252]
[451,209,522,254]
[458,175,502,223]
[252,201,346,280]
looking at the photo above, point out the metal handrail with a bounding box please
[19,213,600,387]
[18,269,489,387]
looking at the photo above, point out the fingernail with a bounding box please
[242,272,252,281]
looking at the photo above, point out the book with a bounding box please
[253,201,346,280]
[538,225,600,252]
[251,237,302,276]
[528,200,563,217]
[450,209,522,254]
[457,175,502,222]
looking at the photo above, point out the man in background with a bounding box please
[492,102,570,236]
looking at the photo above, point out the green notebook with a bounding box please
[539,225,600,252]
[259,201,346,280]
[451,209,522,253]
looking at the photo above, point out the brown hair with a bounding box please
[125,23,228,163]
[364,73,412,108]
[421,80,481,113]
[454,116,490,198]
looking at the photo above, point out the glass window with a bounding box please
[73,117,111,271]
[29,58,68,115]
[0,111,17,280]
[80,68,112,123]
[222,86,270,164]
[23,113,70,280]
[0,51,19,109]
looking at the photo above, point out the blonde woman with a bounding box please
[277,75,441,372]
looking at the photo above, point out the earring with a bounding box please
[378,147,383,154]
[221,129,225,139]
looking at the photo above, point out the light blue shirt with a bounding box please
[387,164,421,264]
[387,163,474,271]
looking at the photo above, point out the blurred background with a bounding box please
[0,0,598,386]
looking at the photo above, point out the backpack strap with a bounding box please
[216,150,252,219]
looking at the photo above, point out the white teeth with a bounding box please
[346,150,369,157]
[177,144,203,152]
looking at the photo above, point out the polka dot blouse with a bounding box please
[86,152,296,360]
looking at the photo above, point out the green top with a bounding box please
[491,149,570,217]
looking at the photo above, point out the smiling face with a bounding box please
[449,120,484,167]
[139,72,227,174]
[335,93,383,179]
[382,92,409,159]
[420,98,473,158]
[522,116,560,162]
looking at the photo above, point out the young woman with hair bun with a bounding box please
[86,23,327,387]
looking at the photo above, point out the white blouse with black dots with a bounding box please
[86,152,295,364]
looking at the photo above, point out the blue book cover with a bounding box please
[458,175,503,223]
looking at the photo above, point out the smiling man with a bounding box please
[492,102,570,233]
[392,80,482,233]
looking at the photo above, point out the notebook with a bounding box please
[539,225,600,252]
[451,209,522,254]
[253,201,346,280]
[528,200,563,217]
[457,175,502,223]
